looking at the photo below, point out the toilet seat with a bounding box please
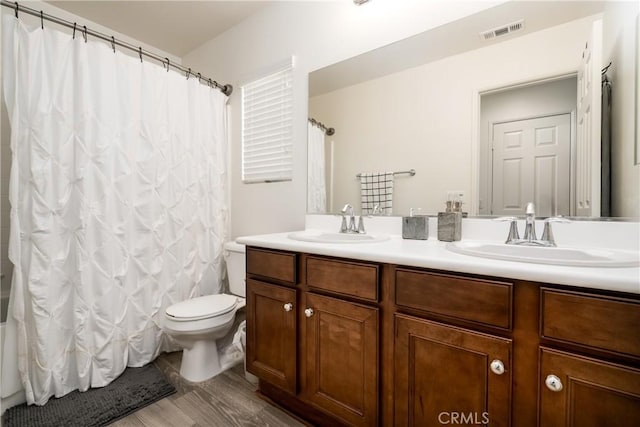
[166,294,238,321]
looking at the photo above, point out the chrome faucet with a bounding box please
[495,202,570,247]
[340,204,355,233]
[523,202,537,242]
[340,203,366,234]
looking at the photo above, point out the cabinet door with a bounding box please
[246,279,297,393]
[395,314,512,427]
[302,293,379,426]
[540,347,640,426]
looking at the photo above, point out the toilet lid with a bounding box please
[166,294,238,321]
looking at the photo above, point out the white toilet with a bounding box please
[163,241,246,382]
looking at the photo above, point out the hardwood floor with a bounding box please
[110,352,305,427]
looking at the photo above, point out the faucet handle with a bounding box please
[541,217,570,247]
[340,215,348,233]
[357,215,366,233]
[544,216,571,224]
[494,216,519,222]
[494,216,520,243]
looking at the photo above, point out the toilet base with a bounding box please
[179,339,221,382]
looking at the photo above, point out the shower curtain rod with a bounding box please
[1,0,233,96]
[308,118,335,136]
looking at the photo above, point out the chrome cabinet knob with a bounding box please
[283,303,293,312]
[545,374,563,392]
[490,359,505,375]
[304,308,314,318]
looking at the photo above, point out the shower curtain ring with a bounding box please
[82,25,87,43]
[111,36,115,53]
[139,47,143,63]
[72,22,76,39]
[164,58,170,72]
[186,68,191,80]
[208,78,213,88]
[197,73,202,83]
[40,11,44,29]
[14,2,18,18]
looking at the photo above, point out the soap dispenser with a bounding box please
[402,208,428,240]
[437,194,462,242]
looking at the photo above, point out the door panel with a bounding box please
[303,293,378,426]
[576,20,602,217]
[492,114,571,216]
[246,279,297,393]
[395,314,512,427]
[539,348,640,426]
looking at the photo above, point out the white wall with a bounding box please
[309,17,594,217]
[182,0,506,237]
[603,1,639,217]
[479,77,577,215]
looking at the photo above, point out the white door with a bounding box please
[576,19,602,217]
[491,114,572,217]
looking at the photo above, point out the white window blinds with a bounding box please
[241,60,294,183]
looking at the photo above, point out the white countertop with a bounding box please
[236,231,640,295]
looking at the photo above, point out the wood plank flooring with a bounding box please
[110,351,305,427]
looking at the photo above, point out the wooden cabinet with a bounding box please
[538,289,640,426]
[246,248,380,426]
[540,288,640,359]
[245,246,640,426]
[395,268,513,330]
[246,278,297,393]
[302,293,378,426]
[394,313,512,427]
[539,348,640,426]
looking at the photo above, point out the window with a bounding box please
[241,59,294,183]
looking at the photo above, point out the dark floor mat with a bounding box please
[3,363,176,427]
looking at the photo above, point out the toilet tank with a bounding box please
[224,241,246,297]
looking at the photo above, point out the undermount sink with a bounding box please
[287,231,390,244]
[446,241,640,268]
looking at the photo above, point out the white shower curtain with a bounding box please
[307,123,326,213]
[2,16,228,405]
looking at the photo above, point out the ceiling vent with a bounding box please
[480,19,525,41]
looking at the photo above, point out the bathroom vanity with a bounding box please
[239,221,640,427]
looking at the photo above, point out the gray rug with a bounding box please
[3,364,176,427]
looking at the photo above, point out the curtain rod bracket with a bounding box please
[308,117,335,136]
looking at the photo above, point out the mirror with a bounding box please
[308,1,639,218]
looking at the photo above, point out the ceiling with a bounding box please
[47,1,271,57]
[310,1,605,96]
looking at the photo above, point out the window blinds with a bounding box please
[241,61,293,183]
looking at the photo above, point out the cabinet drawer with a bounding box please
[541,289,640,358]
[246,247,296,285]
[306,256,379,302]
[395,269,513,330]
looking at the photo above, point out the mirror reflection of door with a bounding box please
[479,76,578,217]
[491,114,571,217]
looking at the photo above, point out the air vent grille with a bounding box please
[480,19,525,41]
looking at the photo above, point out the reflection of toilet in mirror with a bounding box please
[163,241,247,382]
